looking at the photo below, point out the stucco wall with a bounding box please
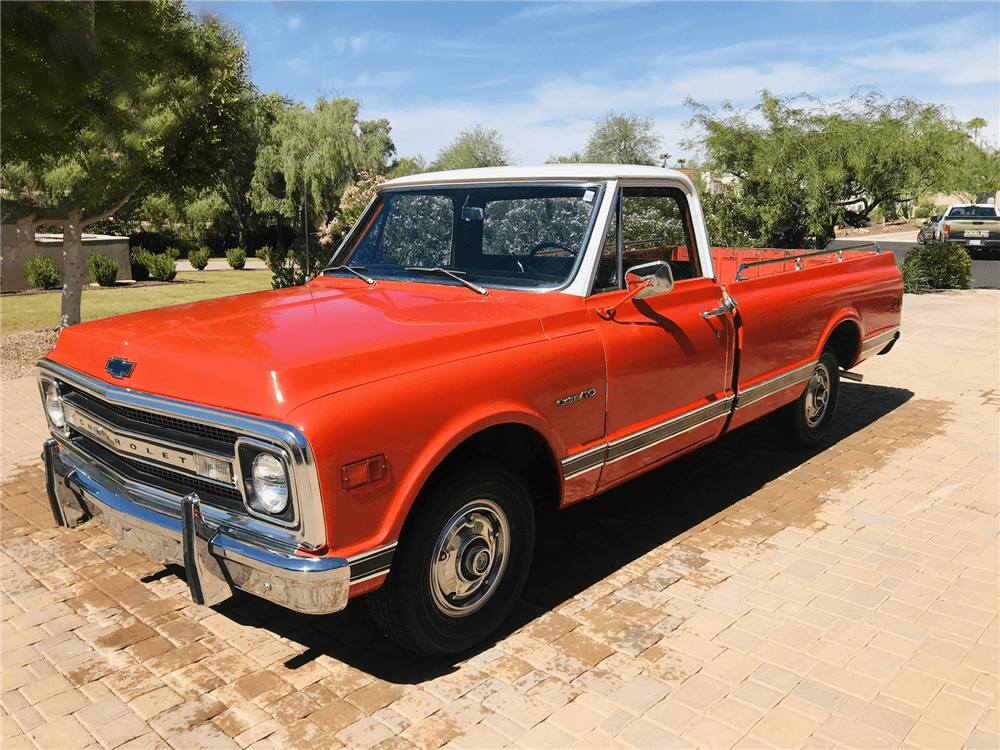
[1,225,132,293]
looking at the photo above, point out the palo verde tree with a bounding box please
[431,124,514,171]
[1,1,250,327]
[684,90,975,248]
[584,111,661,165]
[547,111,661,165]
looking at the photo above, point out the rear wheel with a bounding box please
[773,348,840,449]
[368,461,535,657]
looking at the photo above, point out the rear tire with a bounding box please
[773,348,840,449]
[367,461,535,657]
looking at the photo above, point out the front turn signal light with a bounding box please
[342,455,387,490]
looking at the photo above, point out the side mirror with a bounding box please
[625,260,675,299]
[597,261,675,320]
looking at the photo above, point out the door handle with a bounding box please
[701,293,738,318]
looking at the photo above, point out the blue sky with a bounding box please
[191,1,1000,166]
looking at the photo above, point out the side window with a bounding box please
[591,186,699,294]
[620,187,699,281]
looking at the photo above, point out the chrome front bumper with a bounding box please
[44,439,350,615]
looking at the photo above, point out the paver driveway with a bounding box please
[2,290,998,749]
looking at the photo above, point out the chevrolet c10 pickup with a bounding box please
[39,165,903,656]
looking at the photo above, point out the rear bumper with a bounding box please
[44,439,351,614]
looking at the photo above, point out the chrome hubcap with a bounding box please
[804,364,831,428]
[430,500,509,617]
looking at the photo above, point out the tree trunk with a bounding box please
[58,194,134,329]
[15,213,37,264]
[60,207,85,329]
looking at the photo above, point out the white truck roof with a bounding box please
[384,164,694,188]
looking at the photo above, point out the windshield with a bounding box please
[325,183,602,290]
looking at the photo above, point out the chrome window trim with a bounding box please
[860,326,901,357]
[38,358,326,551]
[735,360,817,410]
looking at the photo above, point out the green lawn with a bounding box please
[2,270,274,334]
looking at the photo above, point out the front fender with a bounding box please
[285,334,606,560]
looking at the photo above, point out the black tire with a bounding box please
[367,461,535,657]
[772,348,840,449]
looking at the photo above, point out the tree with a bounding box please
[387,155,429,179]
[431,124,513,171]
[583,111,661,165]
[684,90,975,248]
[545,152,584,164]
[250,96,395,284]
[251,96,394,229]
[1,1,250,327]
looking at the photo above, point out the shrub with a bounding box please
[226,247,246,270]
[188,247,210,271]
[900,243,972,291]
[270,243,327,288]
[914,206,930,219]
[87,253,119,287]
[147,253,177,282]
[26,255,61,289]
[896,255,930,294]
[130,246,153,281]
[255,246,272,267]
[164,246,181,261]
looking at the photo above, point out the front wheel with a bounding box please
[367,461,535,657]
[772,348,840,449]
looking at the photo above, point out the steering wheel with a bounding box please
[526,241,577,257]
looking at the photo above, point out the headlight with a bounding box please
[44,382,65,428]
[251,453,289,514]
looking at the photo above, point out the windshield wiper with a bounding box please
[405,267,489,296]
[325,265,375,285]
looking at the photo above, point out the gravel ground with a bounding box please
[2,328,60,380]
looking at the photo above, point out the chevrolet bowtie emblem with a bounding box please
[105,356,136,379]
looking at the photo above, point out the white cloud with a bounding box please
[284,58,310,75]
[846,38,999,86]
[350,35,371,54]
[287,16,302,32]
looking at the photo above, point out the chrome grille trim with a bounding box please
[39,358,327,551]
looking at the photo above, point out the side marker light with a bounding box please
[342,455,388,490]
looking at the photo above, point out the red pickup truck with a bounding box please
[39,166,902,655]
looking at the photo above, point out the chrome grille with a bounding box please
[62,387,238,451]
[120,456,243,504]
[103,401,240,445]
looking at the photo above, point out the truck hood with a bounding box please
[47,279,548,420]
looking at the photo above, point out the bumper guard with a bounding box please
[43,439,350,614]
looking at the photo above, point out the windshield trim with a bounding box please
[325,180,607,295]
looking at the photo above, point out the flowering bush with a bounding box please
[317,171,386,246]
